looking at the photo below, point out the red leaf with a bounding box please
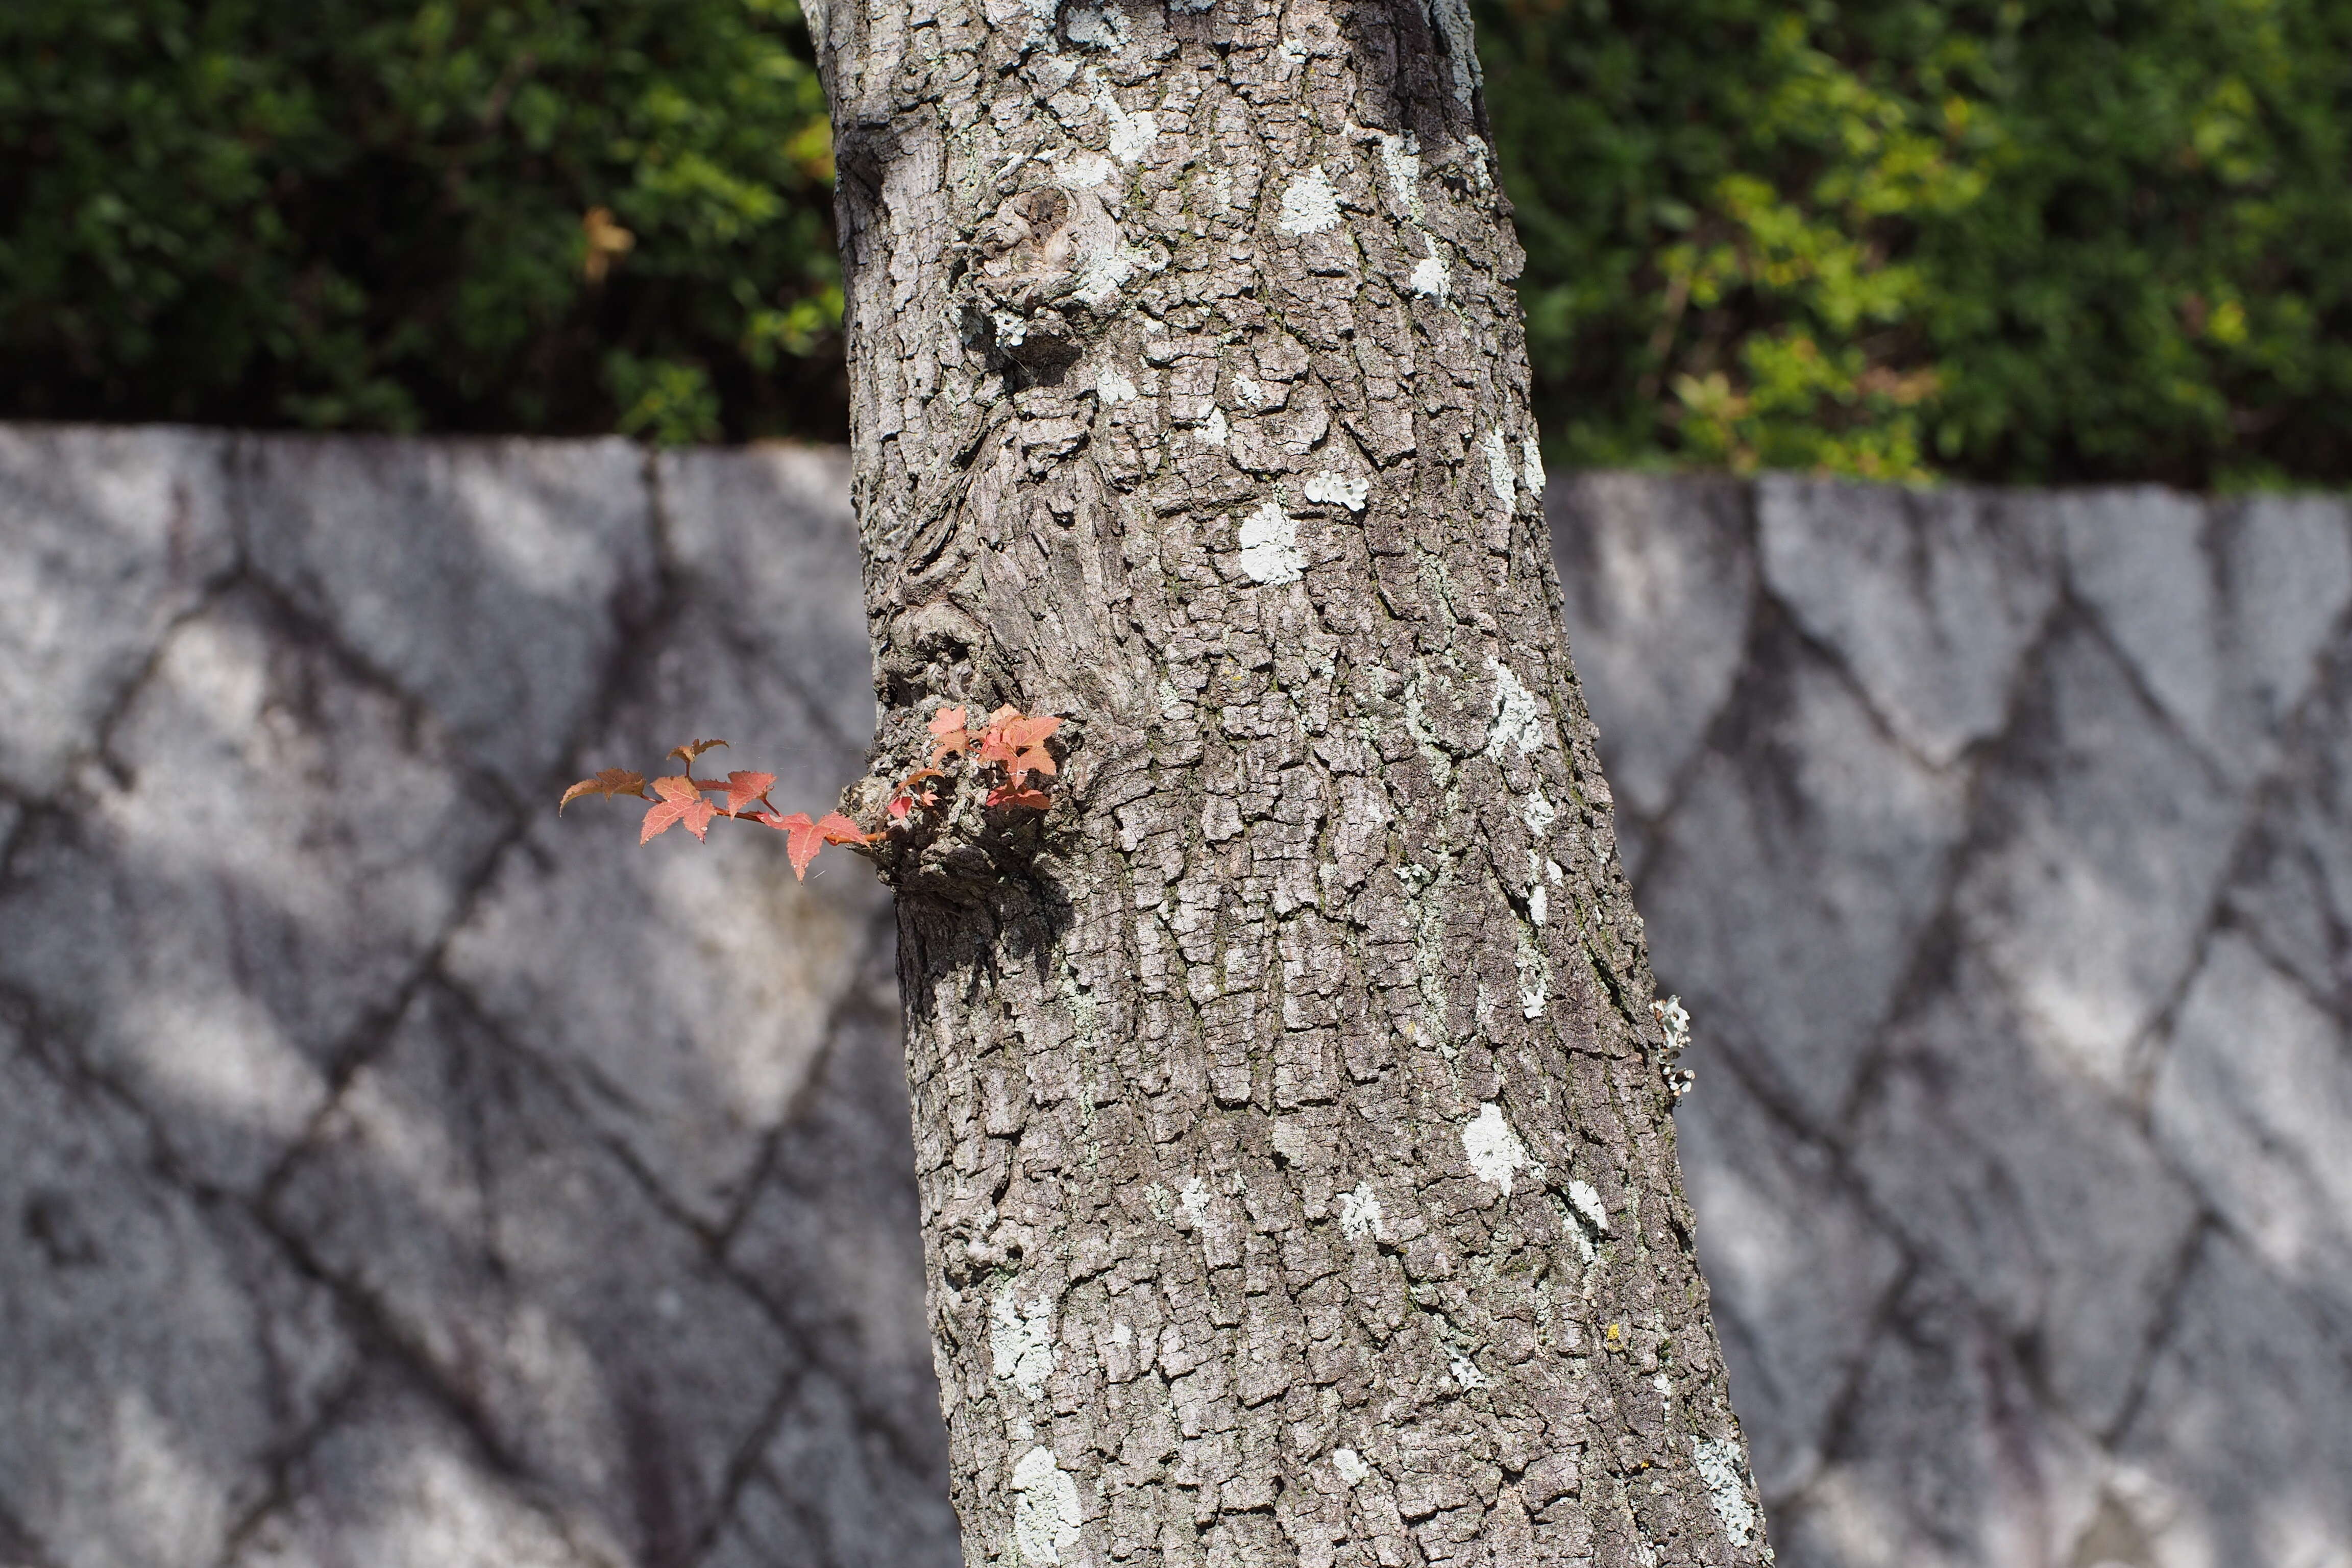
[1003,715,1063,750]
[886,795,913,822]
[559,767,647,813]
[986,785,1052,811]
[816,812,873,846]
[751,810,825,878]
[977,728,1019,770]
[641,775,718,844]
[927,705,971,769]
[667,738,729,768]
[721,770,777,817]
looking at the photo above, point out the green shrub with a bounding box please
[0,0,839,443]
[1478,0,2352,487]
[6,1,2348,484]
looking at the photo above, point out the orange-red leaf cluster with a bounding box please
[749,810,872,880]
[561,706,1063,881]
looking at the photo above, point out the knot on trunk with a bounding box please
[954,182,1143,385]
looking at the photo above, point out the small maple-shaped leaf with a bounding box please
[559,767,647,813]
[927,706,971,769]
[642,774,719,844]
[668,738,729,768]
[816,812,873,846]
[1002,715,1063,782]
[752,811,822,877]
[721,771,777,817]
[986,784,1053,811]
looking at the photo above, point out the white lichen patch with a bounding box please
[1653,994,1692,1057]
[1064,3,1130,51]
[1278,166,1343,235]
[1073,246,1137,308]
[1485,657,1546,757]
[1304,471,1370,511]
[1332,1448,1372,1486]
[1056,151,1113,188]
[1521,785,1556,836]
[1233,375,1266,406]
[1408,255,1451,299]
[1449,1350,1491,1389]
[1483,427,1516,509]
[1179,1175,1213,1226]
[991,1283,1058,1399]
[1338,1181,1385,1240]
[1521,435,1547,497]
[1195,407,1229,445]
[1087,71,1157,162]
[1515,926,1549,1019]
[1462,1103,1533,1196]
[1235,500,1305,585]
[1529,884,1548,927]
[1566,1179,1611,1236]
[1096,365,1138,404]
[1376,130,1424,219]
[1011,1446,1085,1565]
[1693,1437,1759,1547]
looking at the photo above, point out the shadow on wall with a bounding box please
[1553,472,2352,1568]
[1,428,2348,1568]
[0,427,955,1568]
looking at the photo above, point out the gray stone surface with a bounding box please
[1848,955,2200,1433]
[1548,472,1754,827]
[1635,644,1969,1123]
[239,434,659,790]
[1756,476,2060,767]
[2112,1232,2352,1568]
[2151,934,2352,1349]
[0,1030,355,1568]
[0,425,238,797]
[7,432,2350,1568]
[1557,473,2352,1568]
[1672,1047,1905,1500]
[0,428,949,1568]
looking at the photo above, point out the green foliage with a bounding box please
[1478,0,2352,486]
[0,0,840,442]
[7,0,2347,484]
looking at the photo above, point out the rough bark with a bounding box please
[809,3,1767,1564]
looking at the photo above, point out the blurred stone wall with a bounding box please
[1554,474,2352,1568]
[1,428,2346,1568]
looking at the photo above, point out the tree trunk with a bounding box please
[809,3,1767,1563]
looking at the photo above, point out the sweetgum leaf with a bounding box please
[753,810,825,879]
[641,774,719,843]
[722,771,777,816]
[559,767,647,812]
[816,812,872,846]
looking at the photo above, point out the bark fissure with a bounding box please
[817,3,1766,1563]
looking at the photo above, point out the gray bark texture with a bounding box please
[810,4,1768,1565]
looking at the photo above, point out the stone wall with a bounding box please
[1,427,2346,1568]
[1554,473,2352,1568]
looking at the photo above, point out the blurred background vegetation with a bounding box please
[2,0,2346,485]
